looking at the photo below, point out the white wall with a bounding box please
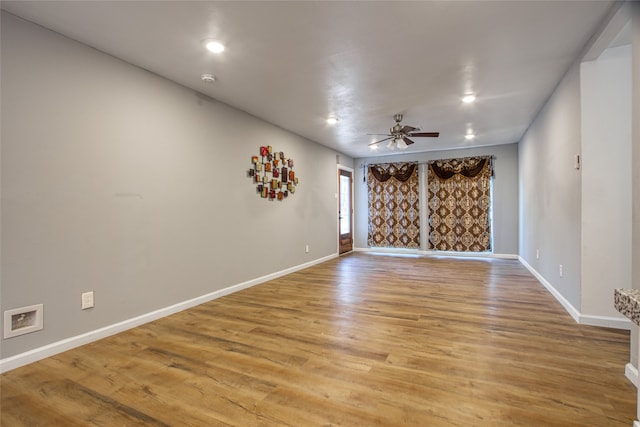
[580,45,632,321]
[0,12,353,360]
[631,0,640,368]
[353,143,519,256]
[519,62,583,311]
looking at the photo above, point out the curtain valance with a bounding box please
[369,162,417,183]
[428,156,492,180]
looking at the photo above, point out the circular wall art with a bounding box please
[248,146,299,200]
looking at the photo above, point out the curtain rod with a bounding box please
[360,155,496,168]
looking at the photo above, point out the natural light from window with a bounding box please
[339,175,351,234]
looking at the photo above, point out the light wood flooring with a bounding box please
[1,253,636,426]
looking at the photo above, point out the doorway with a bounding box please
[338,168,353,254]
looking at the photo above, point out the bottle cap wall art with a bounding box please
[248,145,299,200]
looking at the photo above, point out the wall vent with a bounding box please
[3,304,43,339]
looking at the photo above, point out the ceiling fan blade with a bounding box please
[368,136,393,146]
[402,136,416,146]
[366,133,392,136]
[408,132,440,138]
[401,125,417,133]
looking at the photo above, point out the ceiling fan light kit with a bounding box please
[368,114,439,151]
[396,138,408,150]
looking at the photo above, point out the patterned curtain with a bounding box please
[367,162,420,248]
[427,156,492,252]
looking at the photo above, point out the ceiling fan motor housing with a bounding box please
[391,113,405,134]
[368,113,438,148]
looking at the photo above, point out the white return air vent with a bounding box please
[4,304,43,339]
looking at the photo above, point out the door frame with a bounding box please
[337,165,354,255]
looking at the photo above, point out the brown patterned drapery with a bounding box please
[367,162,420,248]
[427,156,492,252]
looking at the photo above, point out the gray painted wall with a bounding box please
[519,62,583,310]
[519,27,634,325]
[580,45,631,320]
[353,143,519,255]
[631,0,640,370]
[0,12,353,359]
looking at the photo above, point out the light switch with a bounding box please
[81,291,94,309]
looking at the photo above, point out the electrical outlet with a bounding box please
[81,291,94,310]
[559,264,563,278]
[305,244,309,253]
[536,249,539,260]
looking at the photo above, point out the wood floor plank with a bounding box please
[1,253,635,426]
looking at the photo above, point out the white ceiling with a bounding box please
[1,1,616,159]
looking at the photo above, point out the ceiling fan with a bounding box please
[368,114,439,150]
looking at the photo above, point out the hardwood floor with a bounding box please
[1,253,635,426]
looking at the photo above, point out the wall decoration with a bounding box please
[248,146,299,201]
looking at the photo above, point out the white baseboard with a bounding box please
[626,362,639,388]
[0,253,337,374]
[354,247,518,260]
[579,313,631,330]
[634,421,640,427]
[353,247,420,255]
[518,256,631,330]
[422,251,519,260]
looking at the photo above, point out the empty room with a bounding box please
[1,1,639,426]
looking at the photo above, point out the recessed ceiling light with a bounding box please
[465,133,475,140]
[201,73,216,83]
[462,94,476,104]
[203,39,225,54]
[326,116,338,125]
